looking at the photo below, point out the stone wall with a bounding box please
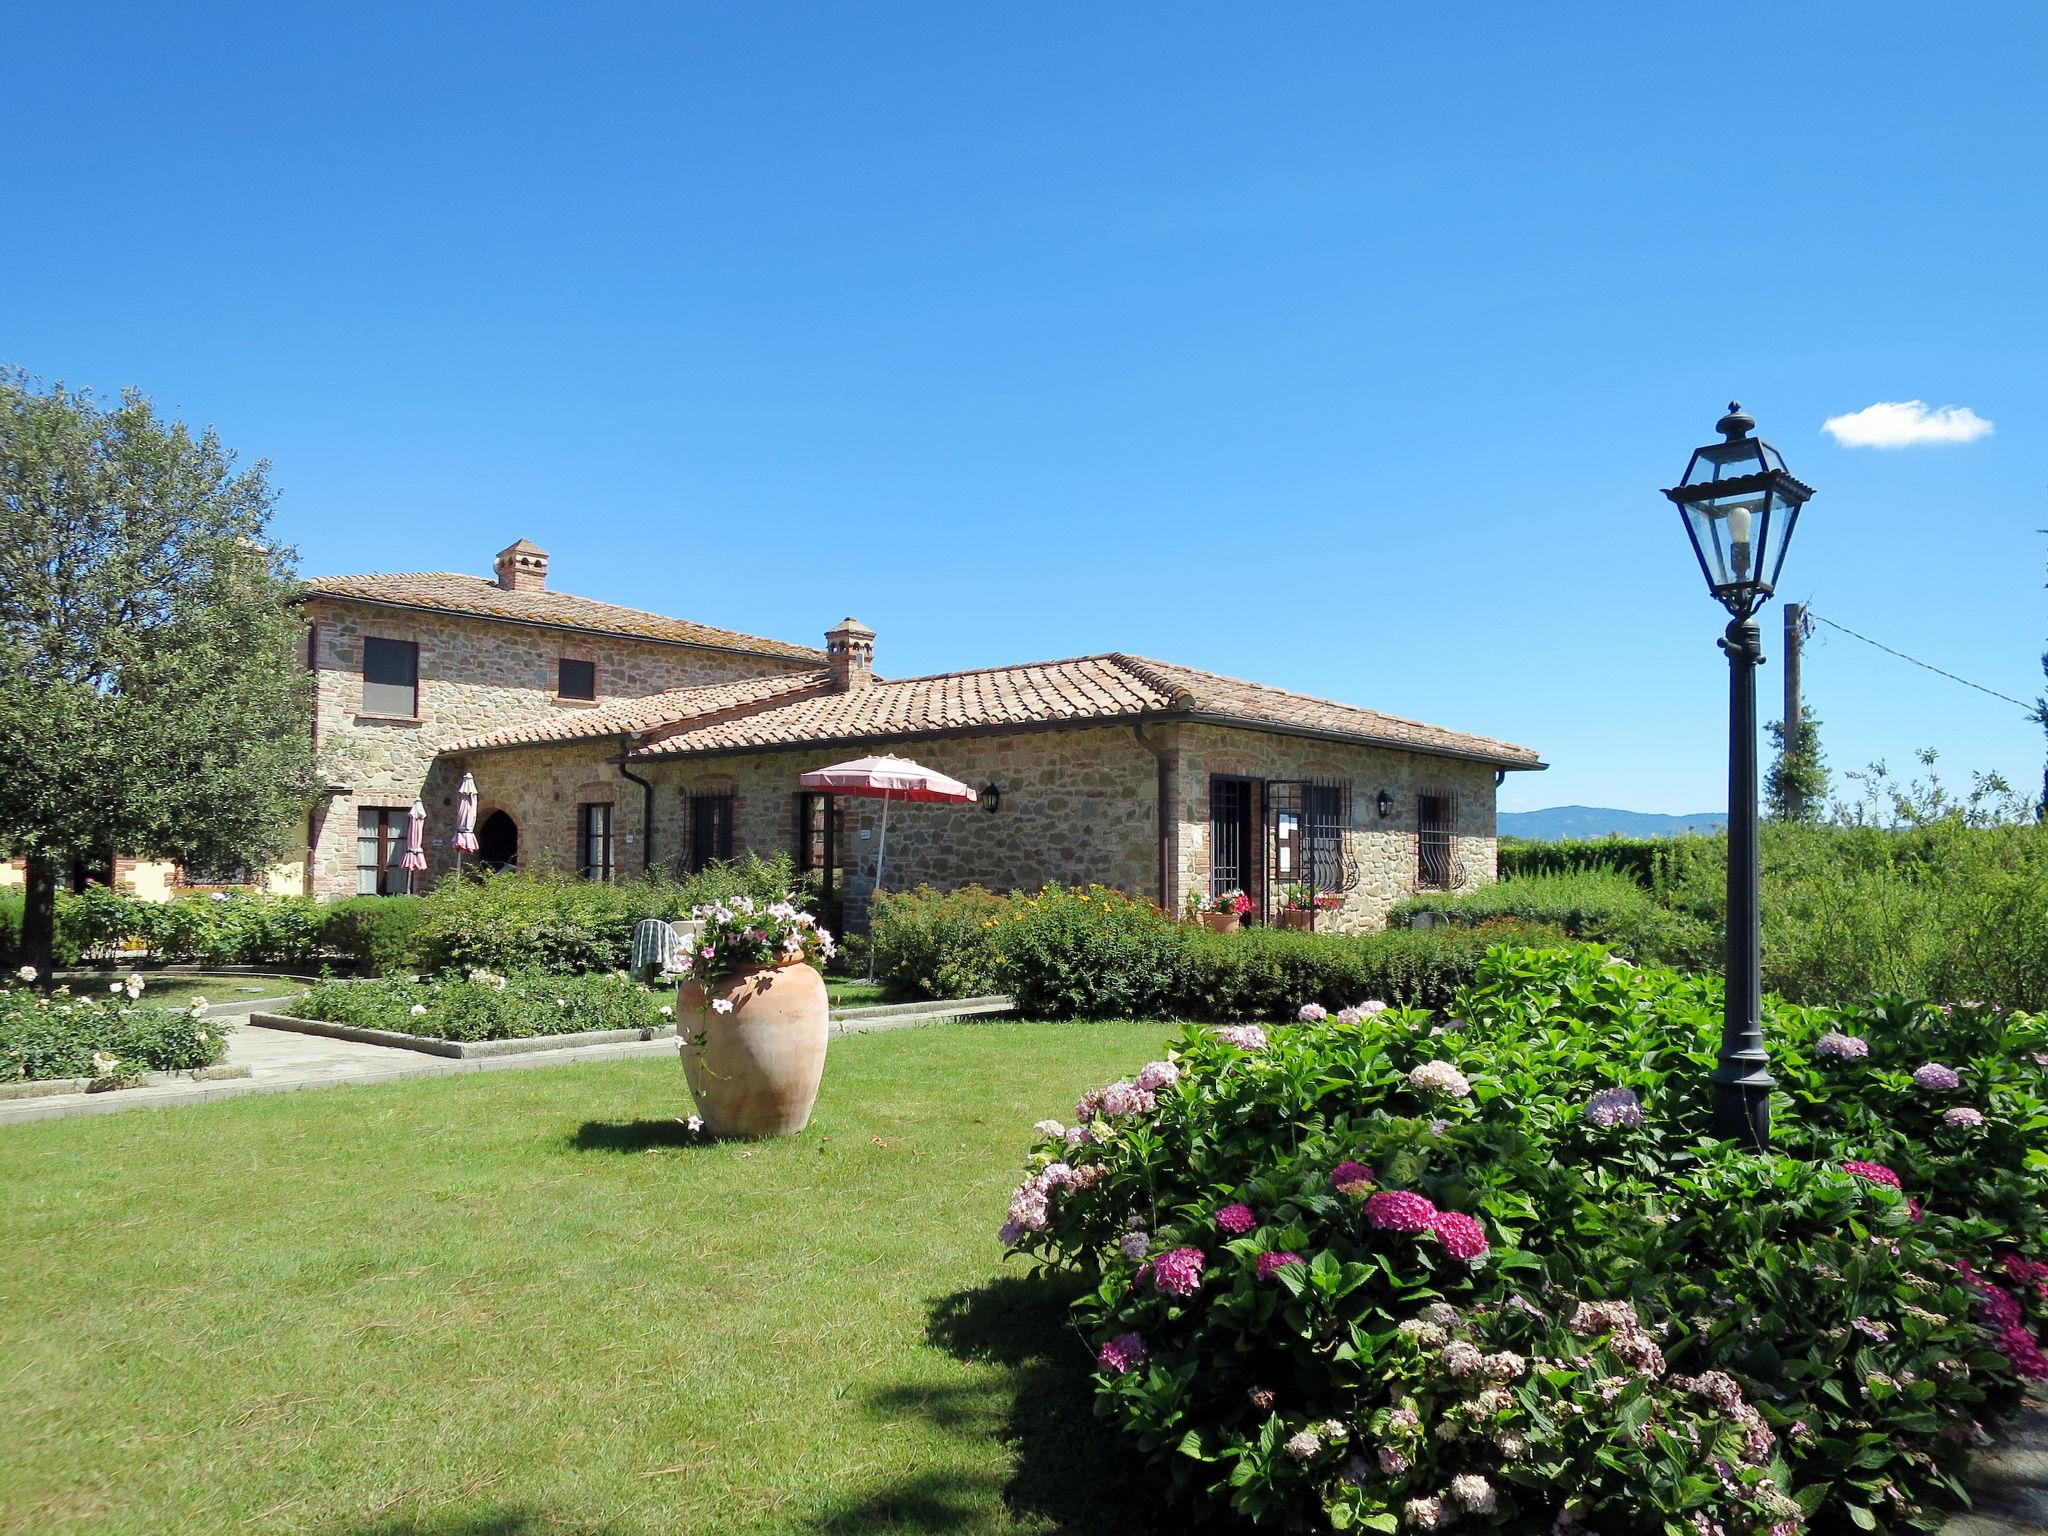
[441,718,1509,936]
[305,598,812,898]
[1165,723,1501,932]
[647,725,1162,924]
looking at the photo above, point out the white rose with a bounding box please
[14,965,35,983]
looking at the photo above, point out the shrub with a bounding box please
[1179,920,1566,1019]
[0,888,21,963]
[318,896,434,975]
[294,970,665,1042]
[406,857,806,976]
[998,885,1190,1020]
[0,972,229,1081]
[1390,868,1652,936]
[869,884,1561,1021]
[868,884,1010,998]
[998,943,2046,1533]
[1497,836,1679,885]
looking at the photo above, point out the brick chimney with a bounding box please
[493,539,550,592]
[825,617,876,692]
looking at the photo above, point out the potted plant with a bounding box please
[672,894,836,1137]
[1276,885,1343,929]
[1187,888,1251,934]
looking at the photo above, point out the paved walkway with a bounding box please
[1952,1393,2048,1533]
[0,1007,676,1127]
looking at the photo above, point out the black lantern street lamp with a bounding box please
[1662,403,1815,1150]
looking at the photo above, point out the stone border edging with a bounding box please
[249,1012,677,1059]
[0,1063,251,1102]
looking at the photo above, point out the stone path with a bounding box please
[1952,1393,2048,1533]
[0,1006,676,1127]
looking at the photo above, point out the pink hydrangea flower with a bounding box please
[1211,1025,1268,1050]
[1096,1081,1157,1119]
[1999,1325,2048,1380]
[1334,1007,1363,1025]
[1842,1159,1903,1189]
[1913,1062,1961,1091]
[1298,1003,1328,1022]
[1215,1202,1257,1236]
[1133,1059,1180,1093]
[1360,1000,1388,1014]
[1365,1190,1438,1233]
[1097,1331,1147,1374]
[1815,1031,1869,1060]
[1255,1250,1302,1282]
[1377,1445,1410,1474]
[1944,1105,1986,1128]
[1149,1246,1206,1298]
[1430,1210,1490,1260]
[1330,1160,1375,1194]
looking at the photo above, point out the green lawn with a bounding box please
[0,1021,1178,1536]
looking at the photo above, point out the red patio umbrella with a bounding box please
[797,755,977,977]
[400,798,429,886]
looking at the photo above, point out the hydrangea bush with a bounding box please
[999,944,2048,1534]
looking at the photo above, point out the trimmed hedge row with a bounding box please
[869,884,1563,1020]
[11,859,809,976]
[1495,836,1676,885]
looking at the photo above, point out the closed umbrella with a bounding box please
[400,798,428,889]
[452,773,480,872]
[796,755,977,979]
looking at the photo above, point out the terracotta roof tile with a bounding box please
[300,572,824,662]
[618,654,1543,768]
[445,672,831,753]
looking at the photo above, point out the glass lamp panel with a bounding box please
[1687,490,1769,590]
[1762,488,1803,592]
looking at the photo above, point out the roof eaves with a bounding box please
[1175,710,1546,770]
[295,583,826,664]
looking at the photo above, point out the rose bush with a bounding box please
[1,969,229,1082]
[998,943,2047,1534]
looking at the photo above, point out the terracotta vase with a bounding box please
[1277,908,1314,931]
[1201,912,1242,935]
[676,960,829,1137]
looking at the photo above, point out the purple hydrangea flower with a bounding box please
[1097,1332,1147,1374]
[1815,1031,1870,1060]
[1914,1063,1961,1091]
[1944,1105,1986,1128]
[1133,1059,1180,1093]
[1585,1086,1645,1128]
[1297,1003,1328,1023]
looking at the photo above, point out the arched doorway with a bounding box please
[476,810,519,873]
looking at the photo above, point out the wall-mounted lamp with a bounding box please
[1375,789,1394,819]
[981,783,1002,814]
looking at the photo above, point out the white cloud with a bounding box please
[1822,400,1994,449]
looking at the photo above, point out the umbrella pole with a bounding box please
[867,792,891,982]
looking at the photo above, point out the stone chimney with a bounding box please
[493,539,550,592]
[825,617,876,692]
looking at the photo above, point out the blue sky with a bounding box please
[8,3,2043,814]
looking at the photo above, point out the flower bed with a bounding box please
[293,971,666,1043]
[999,943,2048,1533]
[2,969,230,1083]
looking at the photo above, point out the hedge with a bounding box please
[869,884,1563,1021]
[4,858,811,977]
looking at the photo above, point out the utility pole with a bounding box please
[1782,602,1805,821]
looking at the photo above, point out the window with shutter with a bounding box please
[362,637,419,717]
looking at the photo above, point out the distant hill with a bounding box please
[1500,806,1726,841]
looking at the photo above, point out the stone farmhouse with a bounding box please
[297,540,1543,932]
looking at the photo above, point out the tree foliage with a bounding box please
[1764,703,1829,823]
[0,369,315,969]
